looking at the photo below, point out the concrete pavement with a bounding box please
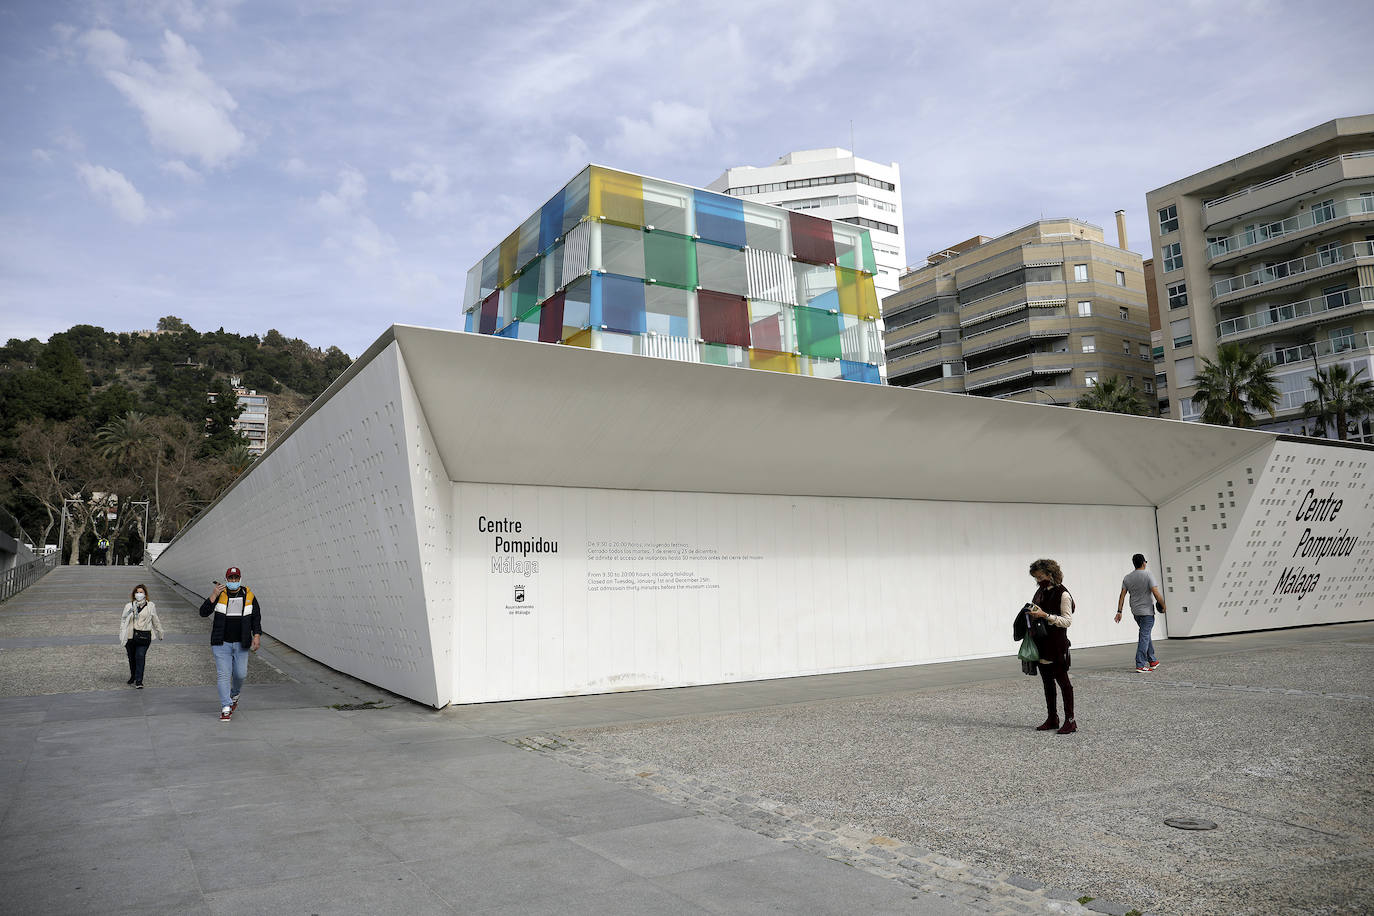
[1,566,1370,914]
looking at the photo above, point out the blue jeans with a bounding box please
[211,642,250,708]
[1134,615,1156,669]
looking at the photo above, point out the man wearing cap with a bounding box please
[199,567,262,722]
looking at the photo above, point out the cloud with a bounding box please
[282,157,308,178]
[140,0,242,32]
[611,101,714,159]
[32,149,54,163]
[76,163,152,223]
[315,166,367,218]
[390,161,453,220]
[313,167,396,261]
[161,159,202,182]
[80,28,245,169]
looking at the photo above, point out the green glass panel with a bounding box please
[701,342,747,368]
[644,231,696,289]
[860,230,877,275]
[512,257,542,319]
[794,305,843,360]
[832,222,863,270]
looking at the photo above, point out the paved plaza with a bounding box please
[1,566,1370,914]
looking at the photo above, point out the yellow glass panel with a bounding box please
[564,328,595,349]
[499,229,520,288]
[836,266,880,319]
[590,166,644,227]
[749,348,799,375]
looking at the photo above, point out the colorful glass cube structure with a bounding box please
[462,165,885,383]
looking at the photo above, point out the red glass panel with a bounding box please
[789,211,836,265]
[539,291,565,343]
[698,290,749,348]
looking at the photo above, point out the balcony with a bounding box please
[1268,330,1373,367]
[1201,150,1374,227]
[1210,241,1373,301]
[1215,285,1374,340]
[1206,195,1374,264]
[886,341,959,376]
[964,352,1073,392]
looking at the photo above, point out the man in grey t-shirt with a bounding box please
[1116,553,1166,672]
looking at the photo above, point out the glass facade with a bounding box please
[462,166,884,383]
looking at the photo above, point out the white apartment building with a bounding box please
[228,377,270,456]
[708,149,906,298]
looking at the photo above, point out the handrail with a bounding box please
[1203,150,1374,211]
[0,553,59,604]
[1268,330,1372,367]
[1207,195,1374,259]
[1216,286,1374,338]
[1211,241,1374,299]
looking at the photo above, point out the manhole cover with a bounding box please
[1164,817,1218,830]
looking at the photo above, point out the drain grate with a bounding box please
[1164,817,1218,830]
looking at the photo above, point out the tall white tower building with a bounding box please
[708,148,906,297]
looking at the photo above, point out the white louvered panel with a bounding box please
[641,334,699,362]
[561,222,591,287]
[745,248,796,305]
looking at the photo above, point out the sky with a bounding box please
[3,0,1373,358]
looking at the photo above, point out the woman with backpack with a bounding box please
[1027,558,1076,734]
[119,583,164,688]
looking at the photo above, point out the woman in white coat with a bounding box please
[119,584,164,687]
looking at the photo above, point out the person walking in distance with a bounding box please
[199,567,262,722]
[119,584,164,688]
[1117,553,1166,672]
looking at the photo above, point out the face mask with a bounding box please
[225,581,242,591]
[134,592,146,601]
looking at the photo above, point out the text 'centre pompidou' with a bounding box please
[462,165,886,383]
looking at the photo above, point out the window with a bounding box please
[1158,205,1178,234]
[1123,340,1131,355]
[1115,270,1126,286]
[1081,335,1096,353]
[1139,343,1150,360]
[1170,317,1192,348]
[1162,243,1183,272]
[1078,300,1092,316]
[1362,191,1374,214]
[1119,306,1130,320]
[1167,281,1188,309]
[1144,379,1154,393]
[1174,356,1197,387]
[1330,325,1355,353]
[1073,264,1088,282]
[1312,198,1336,223]
[1317,241,1343,265]
[1084,371,1099,387]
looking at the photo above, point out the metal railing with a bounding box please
[1211,241,1374,299]
[1268,331,1373,367]
[1203,150,1374,211]
[1216,285,1374,338]
[1206,195,1374,259]
[1,553,59,604]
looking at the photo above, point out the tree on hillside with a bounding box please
[1191,343,1279,428]
[157,316,190,333]
[1303,363,1374,440]
[2,421,95,551]
[1074,376,1150,415]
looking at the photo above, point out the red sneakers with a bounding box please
[1149,661,1160,670]
[219,706,233,722]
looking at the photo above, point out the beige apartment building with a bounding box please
[1146,115,1374,439]
[883,219,1153,406]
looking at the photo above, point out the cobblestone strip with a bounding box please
[1076,674,1371,701]
[508,735,1147,916]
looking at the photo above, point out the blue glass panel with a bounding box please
[840,360,880,384]
[592,273,647,335]
[540,188,565,253]
[463,309,475,333]
[495,321,520,339]
[694,189,746,248]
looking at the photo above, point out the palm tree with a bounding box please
[1190,343,1279,428]
[1074,376,1149,415]
[1303,363,1374,440]
[222,443,256,477]
[95,411,158,543]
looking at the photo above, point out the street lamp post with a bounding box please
[1030,387,1064,406]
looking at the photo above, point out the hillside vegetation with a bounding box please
[1,316,352,563]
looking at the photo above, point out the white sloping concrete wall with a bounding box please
[450,481,1157,703]
[1162,438,1374,636]
[154,342,443,706]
